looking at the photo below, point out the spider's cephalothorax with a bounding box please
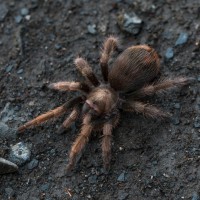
[18,36,189,171]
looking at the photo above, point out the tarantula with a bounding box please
[18,36,189,171]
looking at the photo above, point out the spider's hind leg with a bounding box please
[132,77,190,98]
[122,101,168,119]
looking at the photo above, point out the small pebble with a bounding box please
[175,32,188,46]
[0,157,19,174]
[17,69,23,74]
[50,149,56,155]
[0,3,8,21]
[117,171,126,182]
[192,192,200,200]
[27,159,39,170]
[165,47,174,60]
[163,31,173,39]
[25,15,31,20]
[9,142,31,166]
[194,116,200,128]
[15,15,22,24]
[117,12,142,35]
[172,117,180,125]
[87,194,92,199]
[5,187,15,198]
[0,121,9,135]
[5,65,13,73]
[118,190,129,200]
[0,122,16,139]
[20,8,29,16]
[88,175,97,184]
[40,183,50,191]
[174,103,181,109]
[87,24,97,35]
[55,43,62,50]
[31,0,38,9]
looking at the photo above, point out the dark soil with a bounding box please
[0,0,200,199]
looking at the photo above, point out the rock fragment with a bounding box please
[9,142,31,166]
[165,47,174,60]
[27,159,39,170]
[87,24,97,35]
[117,12,142,35]
[0,157,18,174]
[175,32,188,46]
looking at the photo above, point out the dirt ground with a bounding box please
[0,0,200,199]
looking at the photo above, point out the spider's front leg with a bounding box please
[57,106,80,134]
[102,112,119,170]
[49,81,91,93]
[18,96,83,133]
[100,36,119,82]
[74,57,100,87]
[66,113,93,171]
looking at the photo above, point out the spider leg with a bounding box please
[57,106,80,134]
[131,77,189,98]
[122,101,168,119]
[102,112,119,170]
[49,81,91,93]
[18,96,83,133]
[74,57,99,87]
[100,36,119,82]
[67,113,93,171]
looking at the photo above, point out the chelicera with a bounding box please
[18,36,189,171]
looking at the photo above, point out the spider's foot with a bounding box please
[103,163,110,173]
[66,163,74,173]
[57,126,66,134]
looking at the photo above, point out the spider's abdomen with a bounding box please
[108,45,160,92]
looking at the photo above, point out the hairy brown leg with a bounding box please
[49,81,91,93]
[102,113,119,170]
[100,36,119,82]
[74,57,99,87]
[66,113,92,171]
[122,101,168,119]
[57,106,80,134]
[131,77,189,98]
[18,96,83,133]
